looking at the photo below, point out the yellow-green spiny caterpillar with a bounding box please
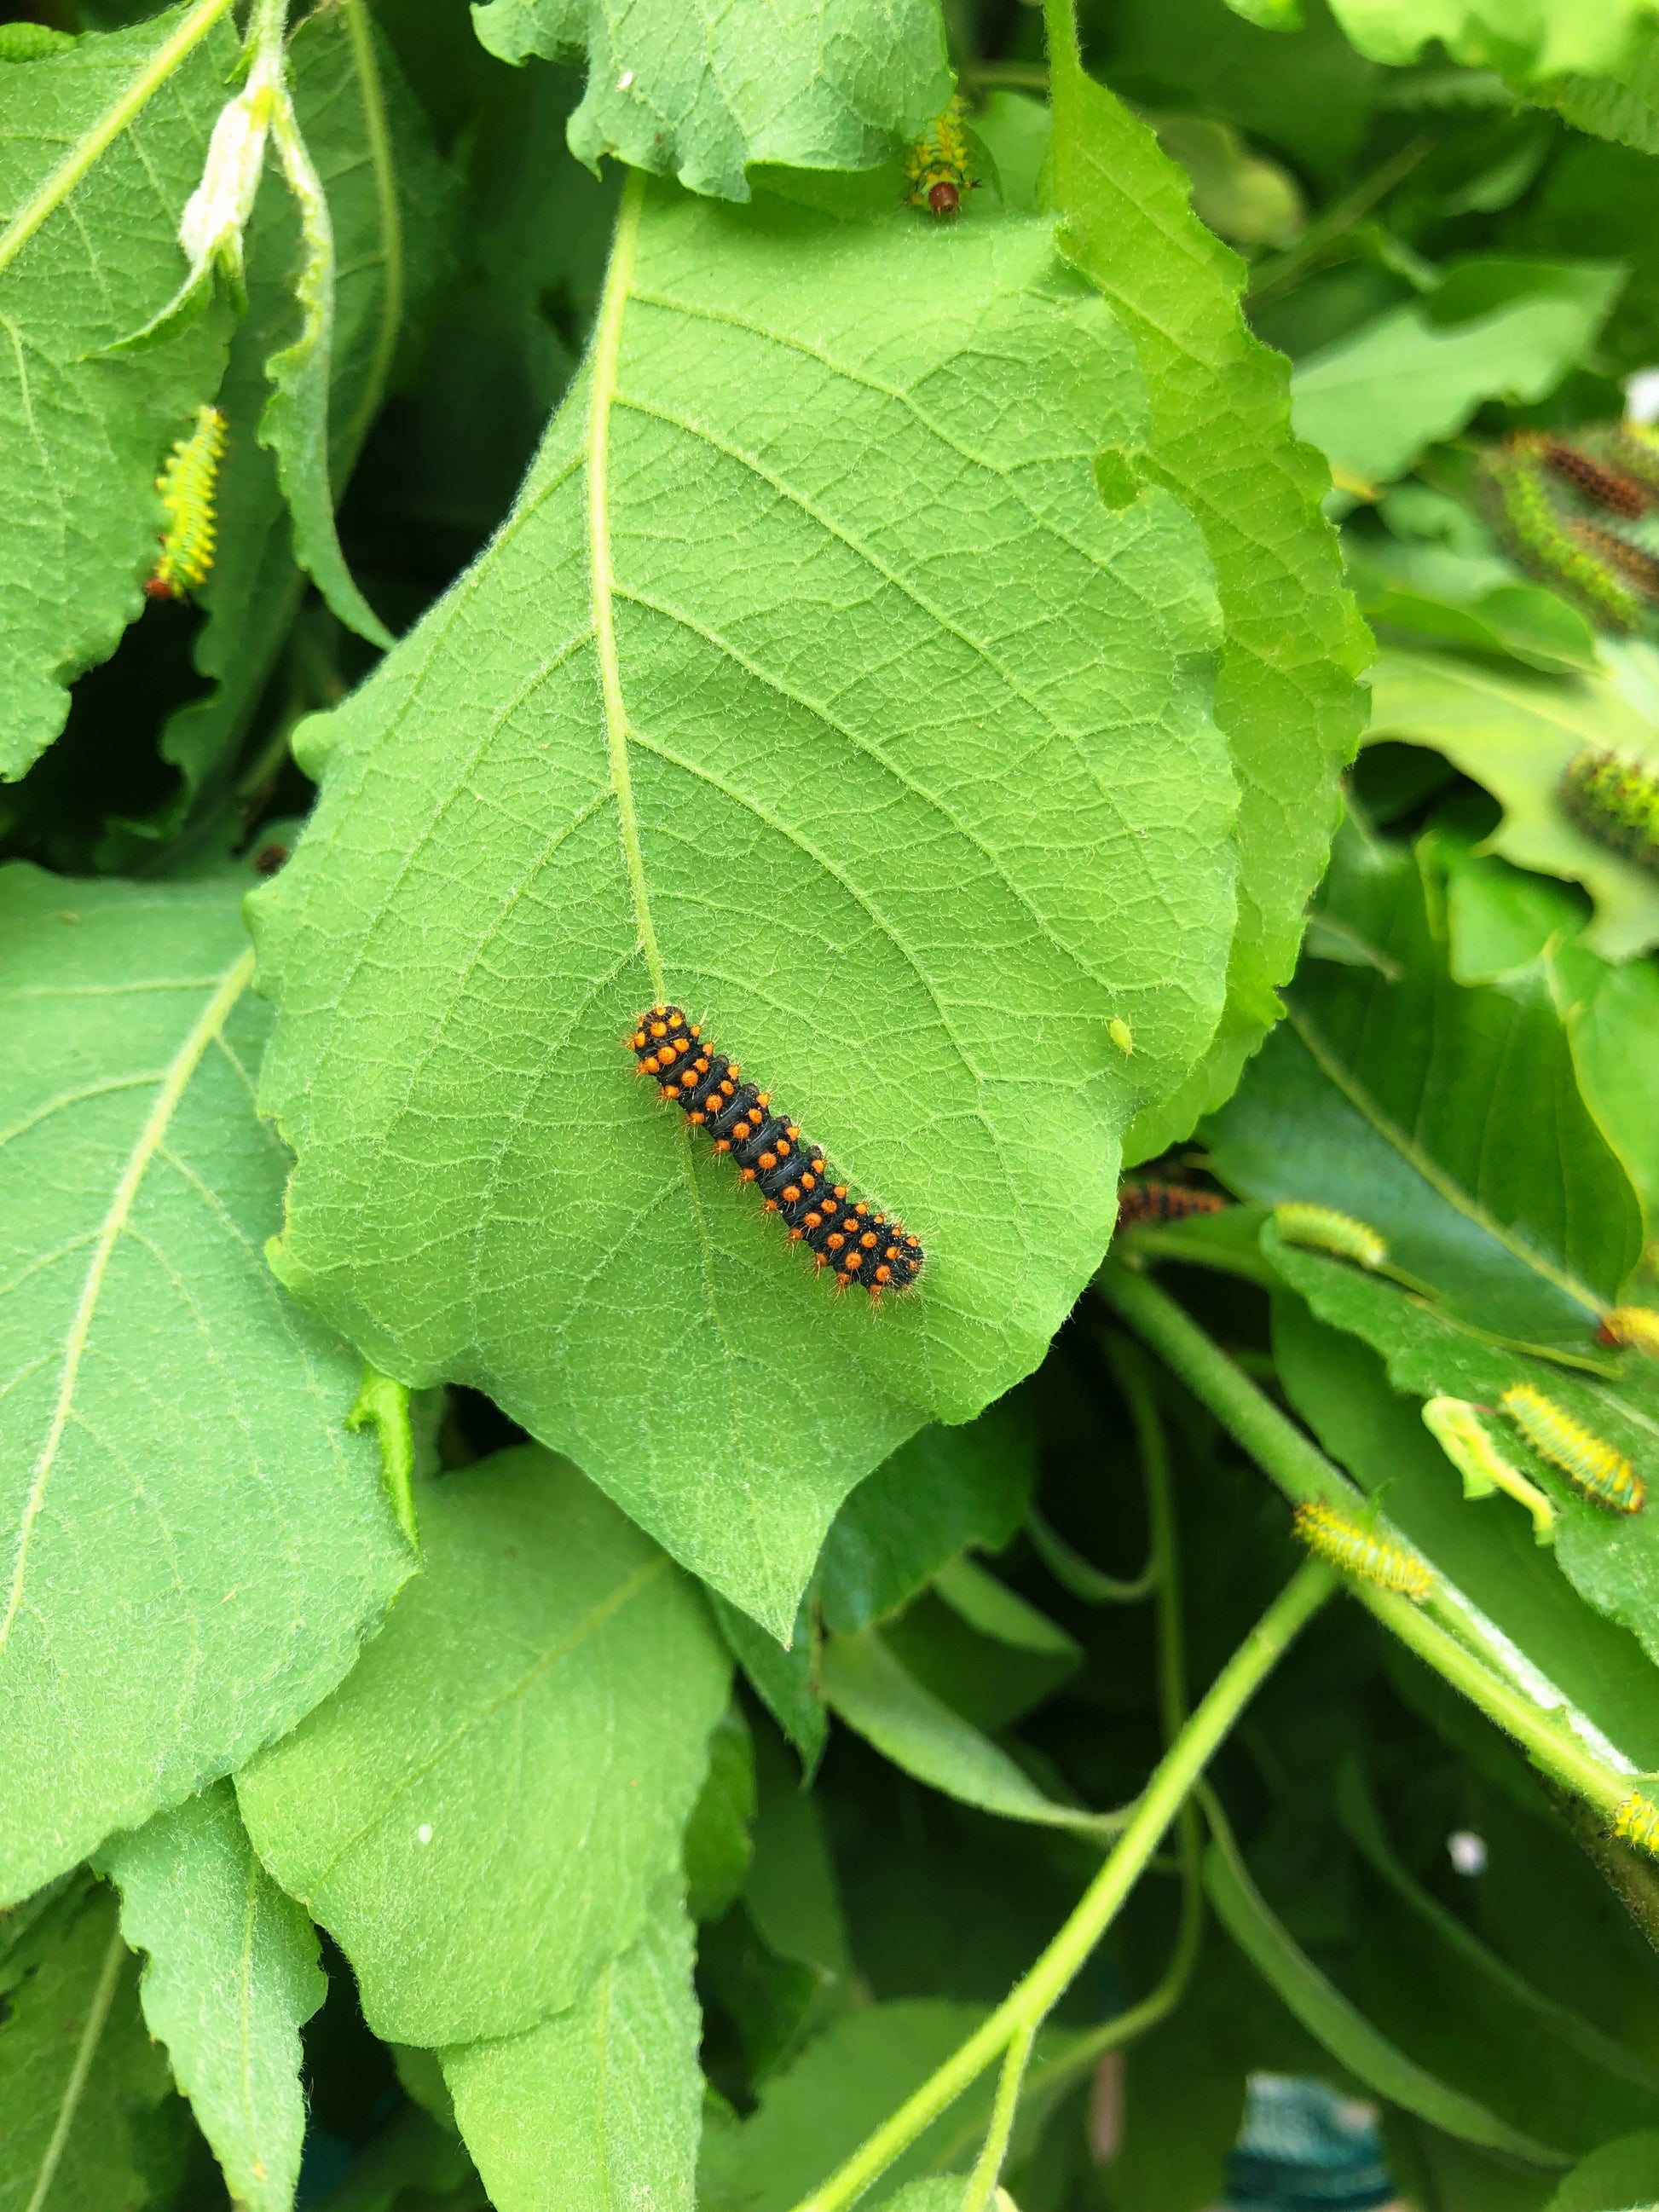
[1274,1201,1388,1271]
[1422,1396,1556,1545]
[1614,1792,1659,1856]
[1500,1382,1644,1512]
[1293,1501,1432,1600]
[1599,1304,1659,1357]
[1481,442,1645,629]
[1559,748,1659,876]
[147,404,226,601]
[905,96,975,218]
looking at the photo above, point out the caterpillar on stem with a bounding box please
[1292,1501,1432,1601]
[1274,1202,1388,1271]
[1422,1396,1556,1545]
[146,404,226,601]
[1614,1792,1659,1857]
[1500,1383,1644,1513]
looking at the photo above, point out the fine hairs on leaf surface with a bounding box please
[236,1446,729,2047]
[0,865,411,1906]
[470,0,952,202]
[96,1780,325,2212]
[250,166,1238,1635]
[0,3,240,778]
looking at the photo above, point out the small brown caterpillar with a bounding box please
[1500,1383,1644,1513]
[1293,1501,1432,1600]
[1115,1181,1228,1233]
[1274,1202,1388,1271]
[1573,521,1659,604]
[1535,435,1649,518]
[1614,1792,1659,1857]
[1598,1305,1659,1357]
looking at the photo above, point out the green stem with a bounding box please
[787,1560,1335,2212]
[961,2021,1034,2212]
[338,0,404,448]
[1097,1260,1644,1829]
[1115,1224,1280,1291]
[0,0,241,282]
[1028,1506,1157,1604]
[1245,136,1432,308]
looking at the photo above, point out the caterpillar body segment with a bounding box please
[1422,1396,1557,1545]
[1599,1305,1659,1358]
[1115,1180,1228,1233]
[1500,1383,1644,1513]
[1614,1792,1659,1857]
[147,404,226,600]
[905,96,975,218]
[1274,1202,1388,1271]
[1482,443,1645,628]
[1560,748,1659,876]
[1293,1501,1433,1601]
[1534,433,1650,518]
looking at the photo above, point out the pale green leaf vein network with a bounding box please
[22,1920,128,2212]
[586,169,769,1558]
[1286,1004,1603,1316]
[306,1551,669,1889]
[1,947,257,1659]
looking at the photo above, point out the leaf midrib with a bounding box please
[0,945,257,1658]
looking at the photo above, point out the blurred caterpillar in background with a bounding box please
[1115,1181,1228,1233]
[1274,1202,1388,1270]
[1615,1793,1659,1857]
[1293,1502,1432,1600]
[1533,433,1649,518]
[1559,748,1659,876]
[146,405,226,601]
[1482,442,1645,629]
[1599,1305,1659,1357]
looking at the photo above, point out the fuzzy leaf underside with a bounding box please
[250,175,1237,1633]
[1045,54,1368,1162]
[0,866,410,1904]
[470,0,951,202]
[0,7,238,779]
[237,1447,730,2047]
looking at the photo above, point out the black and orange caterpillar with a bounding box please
[630,1005,923,1299]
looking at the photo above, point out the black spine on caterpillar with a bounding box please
[629,1004,923,1298]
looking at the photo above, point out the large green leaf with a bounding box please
[250,172,1237,1633]
[0,4,238,778]
[237,1446,729,2046]
[442,1884,701,2212]
[819,1626,1110,1832]
[159,9,459,823]
[1321,0,1658,84]
[1204,817,1645,1349]
[1290,262,1622,494]
[97,1781,324,2212]
[0,1884,177,2212]
[1365,647,1659,963]
[1043,38,1367,1158]
[470,0,950,203]
[0,865,410,1905]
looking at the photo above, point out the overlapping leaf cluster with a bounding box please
[10,1,1659,2210]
